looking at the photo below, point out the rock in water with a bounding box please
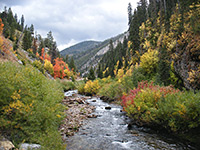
[105,106,111,110]
[19,143,41,150]
[0,140,15,150]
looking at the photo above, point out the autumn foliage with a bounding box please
[44,59,54,75]
[84,80,100,94]
[0,18,4,50]
[121,80,200,132]
[0,62,65,149]
[39,48,45,61]
[53,58,69,79]
[121,81,179,108]
[0,18,4,34]
[44,53,51,61]
[36,47,73,79]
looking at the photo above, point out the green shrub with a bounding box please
[140,49,159,74]
[84,80,100,95]
[121,67,147,92]
[77,83,85,94]
[0,62,65,150]
[122,81,200,133]
[98,81,124,100]
[76,81,86,94]
[60,80,76,92]
[157,91,200,132]
[32,60,44,73]
[44,59,54,75]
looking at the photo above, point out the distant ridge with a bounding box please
[60,32,128,74]
[60,40,101,56]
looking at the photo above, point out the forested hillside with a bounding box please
[0,8,79,150]
[77,0,200,146]
[96,0,200,91]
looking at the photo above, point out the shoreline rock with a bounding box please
[0,136,15,150]
[19,143,41,150]
[60,95,95,140]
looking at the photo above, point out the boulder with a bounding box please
[105,106,111,110]
[0,140,15,150]
[19,143,41,150]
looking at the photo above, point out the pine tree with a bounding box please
[128,3,132,25]
[88,67,96,80]
[109,39,114,52]
[129,9,140,52]
[148,0,159,22]
[20,15,24,30]
[156,46,170,85]
[38,35,44,55]
[137,0,147,23]
[50,41,58,64]
[129,0,148,53]
[122,36,128,56]
[14,13,17,22]
[97,65,103,79]
[65,55,69,64]
[7,8,14,25]
[30,24,34,35]
[46,31,53,49]
[69,56,76,72]
[32,37,37,55]
[10,22,15,41]
[22,26,32,50]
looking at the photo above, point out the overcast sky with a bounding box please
[0,0,138,51]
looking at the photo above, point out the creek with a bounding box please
[65,90,196,150]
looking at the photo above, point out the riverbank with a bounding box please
[59,91,96,140]
[65,91,194,150]
[102,94,200,149]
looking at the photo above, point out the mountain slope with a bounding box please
[78,32,128,74]
[60,32,128,74]
[60,41,101,56]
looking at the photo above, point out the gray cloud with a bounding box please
[0,0,24,5]
[0,0,138,50]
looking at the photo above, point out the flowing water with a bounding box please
[65,91,196,150]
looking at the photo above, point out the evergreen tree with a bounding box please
[122,36,128,56]
[46,31,53,49]
[137,0,147,23]
[20,15,24,30]
[38,34,44,55]
[14,13,17,22]
[148,0,159,22]
[30,24,34,35]
[7,8,14,25]
[88,67,96,80]
[128,3,132,25]
[10,22,15,41]
[32,37,37,55]
[69,57,76,72]
[97,65,103,79]
[156,46,170,86]
[129,9,140,52]
[22,26,32,50]
[109,39,114,52]
[50,41,58,64]
[129,0,148,52]
[65,55,69,64]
